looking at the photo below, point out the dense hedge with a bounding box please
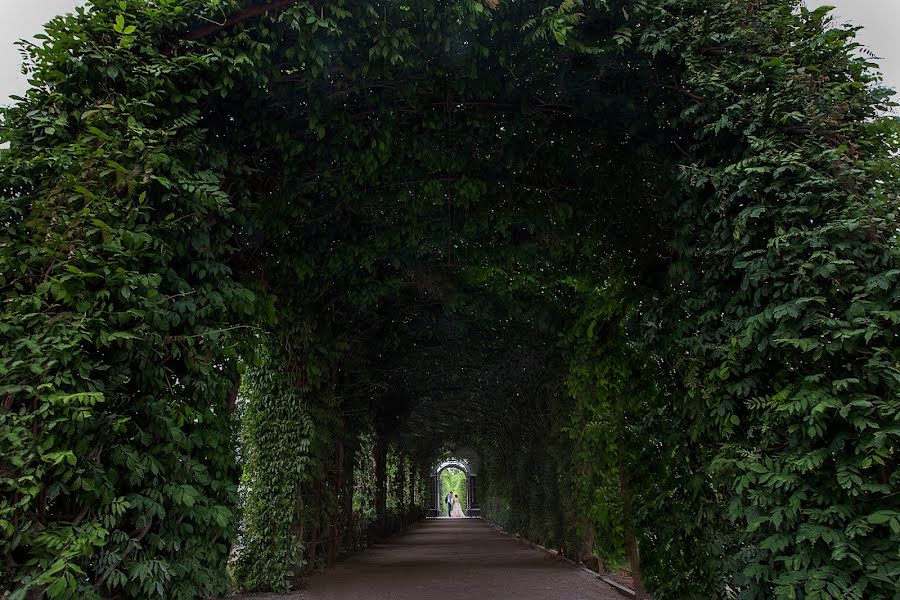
[0,1,896,599]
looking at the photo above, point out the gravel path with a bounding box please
[238,518,625,600]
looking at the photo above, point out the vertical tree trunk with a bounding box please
[619,464,647,599]
[397,456,406,521]
[328,441,344,567]
[308,479,322,571]
[374,435,387,530]
[343,457,355,552]
[581,522,600,571]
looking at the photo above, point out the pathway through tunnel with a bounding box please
[239,519,624,600]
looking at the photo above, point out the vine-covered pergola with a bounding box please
[429,457,478,517]
[1,0,897,599]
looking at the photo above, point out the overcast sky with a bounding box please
[0,0,897,104]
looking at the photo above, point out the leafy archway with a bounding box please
[430,458,477,516]
[1,1,897,599]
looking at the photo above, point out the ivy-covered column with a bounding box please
[0,11,261,596]
[373,434,388,530]
[233,327,340,592]
[623,2,900,597]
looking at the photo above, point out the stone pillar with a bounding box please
[428,474,437,517]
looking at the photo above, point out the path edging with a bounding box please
[480,519,637,599]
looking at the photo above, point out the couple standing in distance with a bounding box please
[445,492,466,518]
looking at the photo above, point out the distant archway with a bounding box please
[429,458,479,517]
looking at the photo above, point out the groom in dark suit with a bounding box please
[445,491,454,517]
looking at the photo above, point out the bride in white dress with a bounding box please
[450,494,466,518]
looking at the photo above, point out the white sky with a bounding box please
[0,0,897,104]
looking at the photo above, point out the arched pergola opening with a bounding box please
[429,458,479,517]
[1,1,897,599]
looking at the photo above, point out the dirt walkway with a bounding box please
[238,518,625,600]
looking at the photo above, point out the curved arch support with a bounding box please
[429,458,480,517]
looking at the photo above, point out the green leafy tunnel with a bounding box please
[0,0,897,599]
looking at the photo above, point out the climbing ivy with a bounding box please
[0,0,896,599]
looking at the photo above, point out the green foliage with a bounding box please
[231,333,320,592]
[620,2,899,597]
[1,0,896,599]
[0,3,252,595]
[440,468,468,513]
